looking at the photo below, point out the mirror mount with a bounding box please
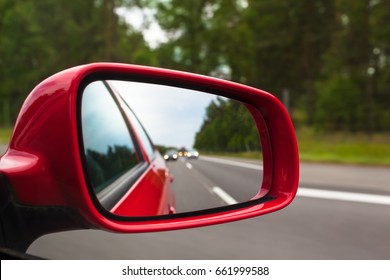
[0,174,89,253]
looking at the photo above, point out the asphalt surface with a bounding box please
[21,154,390,259]
[0,144,7,156]
[167,157,262,213]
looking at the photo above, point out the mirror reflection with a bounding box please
[81,80,263,217]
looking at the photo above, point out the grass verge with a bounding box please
[201,128,390,166]
[297,127,390,166]
[0,127,12,144]
[201,151,263,160]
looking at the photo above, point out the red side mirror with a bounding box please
[0,63,299,251]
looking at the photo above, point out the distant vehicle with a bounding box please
[164,149,178,161]
[178,147,188,157]
[187,149,199,159]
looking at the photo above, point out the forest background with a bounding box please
[1,0,389,164]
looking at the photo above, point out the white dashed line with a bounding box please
[200,156,263,170]
[185,162,193,169]
[202,156,390,206]
[212,186,238,205]
[298,188,390,205]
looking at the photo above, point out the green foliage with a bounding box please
[0,127,12,144]
[0,0,153,126]
[149,0,390,133]
[1,0,390,138]
[315,75,364,131]
[297,127,390,165]
[194,98,260,153]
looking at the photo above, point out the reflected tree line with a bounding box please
[194,98,260,153]
[85,145,139,193]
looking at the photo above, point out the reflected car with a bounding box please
[178,147,188,157]
[186,149,199,159]
[163,149,178,161]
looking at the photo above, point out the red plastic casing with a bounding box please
[0,63,299,233]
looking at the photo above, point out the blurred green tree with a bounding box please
[194,98,260,153]
[0,0,152,126]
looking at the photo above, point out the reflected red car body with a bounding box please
[110,151,175,217]
[100,83,176,217]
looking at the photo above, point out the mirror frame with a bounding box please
[0,63,299,234]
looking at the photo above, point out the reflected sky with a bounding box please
[82,81,136,154]
[109,81,217,149]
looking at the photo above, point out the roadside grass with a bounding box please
[297,127,390,166]
[0,127,12,144]
[201,151,263,160]
[201,128,390,166]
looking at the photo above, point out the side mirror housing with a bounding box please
[0,63,299,250]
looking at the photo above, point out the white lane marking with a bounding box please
[201,157,390,206]
[212,186,238,205]
[298,188,390,205]
[200,156,263,170]
[185,162,193,169]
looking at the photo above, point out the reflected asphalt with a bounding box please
[0,144,7,156]
[26,155,390,259]
[167,157,262,213]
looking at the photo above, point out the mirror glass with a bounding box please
[81,80,263,217]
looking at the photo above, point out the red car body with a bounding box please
[109,152,175,217]
[0,63,299,253]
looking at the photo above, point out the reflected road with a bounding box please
[167,156,262,213]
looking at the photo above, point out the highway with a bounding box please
[22,153,390,259]
[167,156,263,213]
